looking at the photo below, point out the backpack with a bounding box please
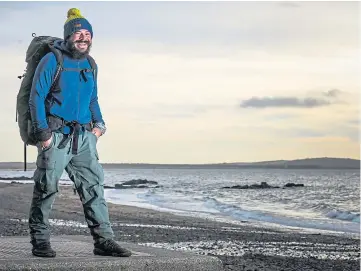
[16,34,97,147]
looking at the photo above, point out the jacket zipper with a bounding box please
[77,60,80,122]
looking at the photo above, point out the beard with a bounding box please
[65,39,92,59]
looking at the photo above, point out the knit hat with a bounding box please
[63,8,93,40]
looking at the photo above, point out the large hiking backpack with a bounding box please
[16,35,63,146]
[16,34,97,147]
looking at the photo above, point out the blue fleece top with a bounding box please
[28,40,105,141]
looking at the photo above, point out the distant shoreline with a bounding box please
[0,157,359,170]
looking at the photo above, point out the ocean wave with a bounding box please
[302,202,360,223]
[202,197,360,233]
[204,197,276,221]
[326,210,360,223]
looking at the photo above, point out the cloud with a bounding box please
[323,89,342,97]
[240,96,331,108]
[239,89,347,109]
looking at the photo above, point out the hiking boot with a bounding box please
[32,242,56,257]
[94,239,132,257]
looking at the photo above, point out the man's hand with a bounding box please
[92,127,102,139]
[40,135,53,149]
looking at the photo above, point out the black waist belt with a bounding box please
[47,115,92,155]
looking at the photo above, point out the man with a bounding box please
[28,8,131,258]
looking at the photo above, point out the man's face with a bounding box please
[69,29,92,53]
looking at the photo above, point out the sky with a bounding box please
[0,1,359,164]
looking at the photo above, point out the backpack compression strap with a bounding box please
[48,46,64,92]
[86,55,97,80]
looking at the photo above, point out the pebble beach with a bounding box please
[0,182,359,271]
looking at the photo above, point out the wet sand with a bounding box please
[0,182,359,271]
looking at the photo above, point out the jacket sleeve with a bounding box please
[89,64,107,135]
[28,53,57,142]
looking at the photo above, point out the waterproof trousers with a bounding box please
[28,130,114,246]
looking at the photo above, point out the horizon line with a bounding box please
[0,156,359,165]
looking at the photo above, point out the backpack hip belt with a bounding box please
[47,115,92,155]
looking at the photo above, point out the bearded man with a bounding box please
[28,8,131,258]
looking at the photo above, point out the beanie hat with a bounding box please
[63,8,93,40]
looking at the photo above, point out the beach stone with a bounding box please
[113,179,161,189]
[123,179,158,186]
[283,183,304,188]
[0,176,32,181]
[222,182,280,189]
[222,182,305,190]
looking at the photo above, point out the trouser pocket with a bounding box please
[34,133,59,195]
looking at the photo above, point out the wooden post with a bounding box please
[24,143,27,171]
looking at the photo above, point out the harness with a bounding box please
[45,46,97,155]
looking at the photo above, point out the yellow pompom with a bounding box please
[67,8,82,18]
[65,8,84,24]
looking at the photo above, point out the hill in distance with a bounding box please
[0,157,359,170]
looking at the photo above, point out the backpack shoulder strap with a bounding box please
[86,55,97,81]
[48,46,64,92]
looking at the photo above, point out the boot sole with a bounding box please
[93,248,131,257]
[32,250,56,258]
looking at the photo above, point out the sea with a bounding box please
[1,167,360,236]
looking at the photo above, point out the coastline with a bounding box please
[0,182,359,271]
[0,156,359,170]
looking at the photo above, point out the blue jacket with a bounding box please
[29,40,105,141]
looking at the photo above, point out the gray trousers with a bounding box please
[29,130,114,246]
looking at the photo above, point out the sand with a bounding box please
[0,182,359,271]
